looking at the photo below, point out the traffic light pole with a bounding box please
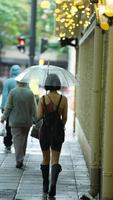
[29,0,37,66]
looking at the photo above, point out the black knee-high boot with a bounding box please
[49,164,62,197]
[40,164,49,194]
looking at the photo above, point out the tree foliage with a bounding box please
[37,1,56,40]
[0,0,29,46]
[0,0,67,53]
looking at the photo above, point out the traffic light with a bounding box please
[16,36,25,52]
[40,38,48,53]
[60,37,78,48]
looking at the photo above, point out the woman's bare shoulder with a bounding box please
[39,95,48,104]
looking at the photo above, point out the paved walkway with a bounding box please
[0,110,91,200]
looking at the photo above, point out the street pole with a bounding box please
[29,0,37,66]
[0,41,3,67]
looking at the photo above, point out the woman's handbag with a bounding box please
[30,119,43,139]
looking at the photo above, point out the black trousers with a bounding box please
[3,118,12,147]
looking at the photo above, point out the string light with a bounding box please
[39,0,113,40]
[55,0,93,38]
[40,0,94,38]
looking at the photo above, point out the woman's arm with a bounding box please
[36,97,44,120]
[62,96,68,125]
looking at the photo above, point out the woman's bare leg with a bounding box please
[51,149,61,165]
[42,149,50,165]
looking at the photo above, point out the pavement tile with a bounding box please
[0,189,16,200]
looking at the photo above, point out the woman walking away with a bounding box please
[36,74,68,198]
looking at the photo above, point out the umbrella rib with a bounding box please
[62,70,70,87]
[42,70,47,87]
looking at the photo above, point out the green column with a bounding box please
[101,26,113,200]
[89,27,103,197]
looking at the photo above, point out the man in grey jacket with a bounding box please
[1,64,21,152]
[1,80,37,168]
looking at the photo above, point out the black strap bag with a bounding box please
[40,95,65,143]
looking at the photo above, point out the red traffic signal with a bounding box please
[16,37,25,52]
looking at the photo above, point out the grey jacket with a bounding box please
[2,85,37,127]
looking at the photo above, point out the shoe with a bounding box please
[16,162,23,169]
[40,164,49,194]
[49,164,62,197]
[5,146,11,153]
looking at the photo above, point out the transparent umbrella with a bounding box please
[15,65,79,87]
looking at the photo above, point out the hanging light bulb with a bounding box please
[105,7,113,17]
[99,15,110,30]
[40,0,50,9]
[79,20,83,25]
[105,0,113,11]
[104,0,113,17]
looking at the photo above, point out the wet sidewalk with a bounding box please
[0,109,91,200]
[0,136,91,199]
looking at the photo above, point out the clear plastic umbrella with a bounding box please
[15,65,79,87]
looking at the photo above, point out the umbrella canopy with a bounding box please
[15,65,79,87]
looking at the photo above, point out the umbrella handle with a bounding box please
[47,60,50,75]
[47,60,50,66]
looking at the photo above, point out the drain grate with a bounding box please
[0,189,16,199]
